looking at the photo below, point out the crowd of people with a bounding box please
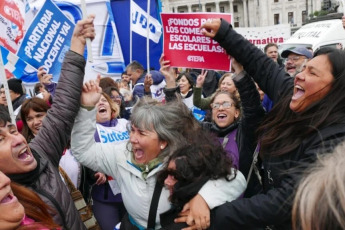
[1,14,345,230]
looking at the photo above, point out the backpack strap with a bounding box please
[147,181,163,229]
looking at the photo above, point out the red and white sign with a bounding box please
[161,13,232,71]
[0,0,24,53]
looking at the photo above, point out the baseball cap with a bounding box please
[281,47,313,59]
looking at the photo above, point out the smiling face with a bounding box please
[178,75,191,94]
[285,53,308,76]
[290,55,334,113]
[130,125,167,164]
[26,109,46,136]
[0,171,24,230]
[96,95,112,123]
[212,94,240,128]
[164,160,177,195]
[0,122,37,175]
[220,76,237,93]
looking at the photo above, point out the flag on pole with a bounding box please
[0,46,38,83]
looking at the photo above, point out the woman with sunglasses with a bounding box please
[157,131,239,230]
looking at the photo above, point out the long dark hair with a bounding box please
[258,48,345,156]
[157,131,235,209]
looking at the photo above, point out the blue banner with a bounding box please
[17,0,74,82]
[111,0,163,71]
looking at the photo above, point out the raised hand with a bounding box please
[71,15,96,55]
[144,74,153,93]
[196,69,208,88]
[200,18,222,38]
[159,54,176,88]
[80,74,102,107]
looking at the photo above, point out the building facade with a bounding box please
[161,0,324,28]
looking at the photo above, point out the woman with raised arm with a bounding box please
[71,82,246,229]
[199,18,345,229]
[0,16,95,229]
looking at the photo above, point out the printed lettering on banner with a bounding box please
[16,0,74,82]
[150,80,166,102]
[131,1,162,44]
[235,24,290,51]
[96,120,130,144]
[161,13,232,71]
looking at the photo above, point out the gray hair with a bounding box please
[128,97,200,160]
[126,60,144,72]
[292,141,345,230]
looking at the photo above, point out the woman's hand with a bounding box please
[159,54,176,88]
[94,172,107,185]
[81,74,102,107]
[196,70,208,88]
[200,19,221,38]
[71,15,96,55]
[175,194,210,230]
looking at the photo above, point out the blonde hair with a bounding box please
[292,141,345,230]
[101,92,120,119]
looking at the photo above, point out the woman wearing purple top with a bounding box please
[201,60,265,197]
[91,92,128,229]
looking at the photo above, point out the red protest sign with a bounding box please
[161,13,232,71]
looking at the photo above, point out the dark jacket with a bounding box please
[25,51,86,229]
[132,70,165,99]
[211,19,345,230]
[202,71,265,197]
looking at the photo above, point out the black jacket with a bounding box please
[211,19,345,230]
[20,51,86,230]
[202,71,264,197]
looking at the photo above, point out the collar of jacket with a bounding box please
[211,121,239,137]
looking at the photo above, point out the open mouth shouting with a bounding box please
[0,193,17,205]
[292,85,305,101]
[17,147,35,164]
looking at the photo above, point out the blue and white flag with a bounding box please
[111,0,163,71]
[17,0,74,82]
[0,45,38,83]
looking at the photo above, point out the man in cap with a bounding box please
[281,47,312,76]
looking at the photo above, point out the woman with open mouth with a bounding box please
[71,87,246,229]
[199,17,345,229]
[0,171,60,229]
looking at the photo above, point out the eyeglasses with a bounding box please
[111,95,122,100]
[210,101,233,109]
[284,56,307,63]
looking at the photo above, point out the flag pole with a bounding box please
[80,0,93,62]
[0,47,16,124]
[146,0,151,74]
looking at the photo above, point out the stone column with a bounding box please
[215,0,220,12]
[201,3,205,12]
[229,0,233,14]
[243,0,248,27]
[187,4,191,12]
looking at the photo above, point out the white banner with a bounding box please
[235,24,291,51]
